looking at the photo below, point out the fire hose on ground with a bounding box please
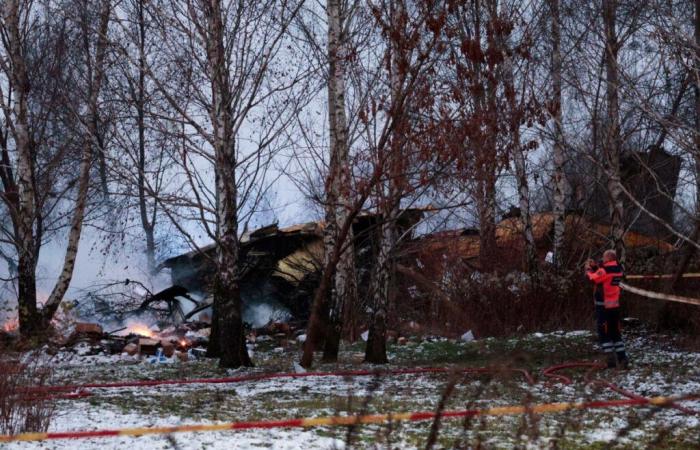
[21,366,534,400]
[1,394,697,443]
[9,361,698,443]
[7,274,700,442]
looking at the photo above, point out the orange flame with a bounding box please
[126,323,155,338]
[2,318,18,333]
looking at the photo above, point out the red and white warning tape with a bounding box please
[625,273,700,280]
[0,394,695,443]
[620,282,700,307]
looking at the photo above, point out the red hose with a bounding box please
[28,361,696,417]
[23,366,534,397]
[542,362,698,416]
[542,362,604,385]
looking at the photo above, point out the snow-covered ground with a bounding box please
[4,328,700,449]
[7,402,345,450]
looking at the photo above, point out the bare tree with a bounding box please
[321,0,359,362]
[300,0,446,367]
[0,0,111,337]
[550,0,567,268]
[498,1,542,278]
[107,0,175,273]
[602,0,625,261]
[141,0,306,368]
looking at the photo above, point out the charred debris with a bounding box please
[156,209,426,327]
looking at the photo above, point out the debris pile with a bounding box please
[53,321,211,361]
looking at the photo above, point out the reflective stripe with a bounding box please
[595,302,605,306]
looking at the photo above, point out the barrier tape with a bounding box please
[0,394,694,443]
[23,366,534,396]
[626,273,700,280]
[620,282,700,307]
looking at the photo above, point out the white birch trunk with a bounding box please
[322,0,358,361]
[42,0,112,324]
[602,0,625,261]
[365,0,403,363]
[550,0,567,268]
[499,6,537,277]
[5,0,39,336]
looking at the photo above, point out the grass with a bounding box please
[48,328,700,448]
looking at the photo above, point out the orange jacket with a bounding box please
[586,261,623,308]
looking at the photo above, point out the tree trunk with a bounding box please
[477,169,498,271]
[5,0,40,339]
[499,9,537,278]
[41,140,92,325]
[602,0,625,261]
[41,0,111,326]
[513,140,537,276]
[322,0,357,362]
[215,230,250,368]
[301,211,359,368]
[691,0,700,271]
[136,0,156,273]
[365,0,403,364]
[364,207,396,364]
[204,0,251,369]
[478,2,500,272]
[17,253,39,337]
[550,0,567,268]
[670,0,700,291]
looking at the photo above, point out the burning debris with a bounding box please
[53,320,211,362]
[2,318,18,333]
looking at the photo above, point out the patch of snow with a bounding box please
[4,402,345,450]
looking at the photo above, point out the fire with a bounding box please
[2,318,18,333]
[126,323,155,338]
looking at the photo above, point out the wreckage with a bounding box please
[149,146,682,329]
[156,210,426,327]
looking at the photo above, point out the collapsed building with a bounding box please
[157,210,425,327]
[154,148,682,329]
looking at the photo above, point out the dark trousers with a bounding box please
[595,306,627,360]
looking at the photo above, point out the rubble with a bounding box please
[123,343,138,356]
[74,322,103,335]
[159,340,175,357]
[137,338,160,356]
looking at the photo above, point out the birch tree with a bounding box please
[145,0,306,368]
[321,0,359,362]
[549,0,567,268]
[0,0,108,337]
[602,0,625,261]
[363,0,447,364]
[498,1,541,278]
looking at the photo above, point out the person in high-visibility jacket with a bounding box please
[585,249,629,369]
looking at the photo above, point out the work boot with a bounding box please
[606,354,617,369]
